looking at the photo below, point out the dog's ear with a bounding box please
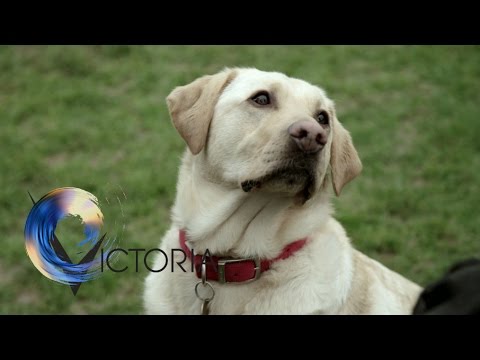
[330,115,362,196]
[166,69,237,155]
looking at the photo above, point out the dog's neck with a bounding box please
[171,152,333,259]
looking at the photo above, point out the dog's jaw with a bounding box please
[239,151,323,204]
[240,168,318,205]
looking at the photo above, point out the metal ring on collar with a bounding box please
[195,281,215,302]
[201,261,207,284]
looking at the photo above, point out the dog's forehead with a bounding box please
[223,69,329,103]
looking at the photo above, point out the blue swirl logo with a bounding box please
[24,187,120,294]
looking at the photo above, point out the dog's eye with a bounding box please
[251,92,270,106]
[316,111,329,125]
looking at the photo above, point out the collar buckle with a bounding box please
[217,257,261,284]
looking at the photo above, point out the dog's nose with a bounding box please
[288,120,327,154]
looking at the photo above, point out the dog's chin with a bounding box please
[240,168,317,205]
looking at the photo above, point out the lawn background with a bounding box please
[0,45,479,314]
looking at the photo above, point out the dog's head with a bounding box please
[167,68,362,202]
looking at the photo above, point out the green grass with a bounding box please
[1,46,479,314]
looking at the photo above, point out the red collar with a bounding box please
[179,230,307,284]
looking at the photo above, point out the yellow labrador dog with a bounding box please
[144,68,422,314]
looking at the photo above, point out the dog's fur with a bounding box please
[144,68,422,314]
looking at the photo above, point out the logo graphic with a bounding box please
[24,187,120,295]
